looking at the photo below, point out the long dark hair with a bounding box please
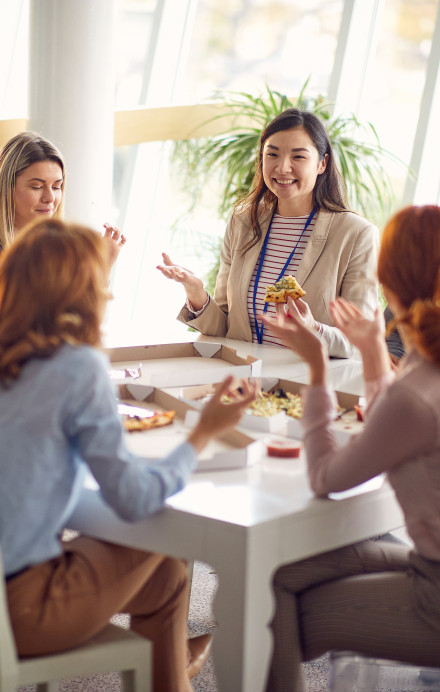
[237,108,348,251]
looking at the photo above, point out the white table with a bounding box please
[103,322,364,387]
[195,334,366,393]
[67,337,402,692]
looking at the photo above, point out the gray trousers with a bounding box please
[265,540,440,692]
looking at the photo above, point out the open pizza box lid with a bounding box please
[119,382,264,472]
[159,377,365,446]
[106,342,261,387]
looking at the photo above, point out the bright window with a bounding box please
[359,0,439,207]
[107,0,346,340]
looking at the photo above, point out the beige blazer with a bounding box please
[178,208,380,358]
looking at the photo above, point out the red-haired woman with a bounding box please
[0,218,257,692]
[261,205,440,691]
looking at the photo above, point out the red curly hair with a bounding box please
[378,205,440,366]
[0,218,110,382]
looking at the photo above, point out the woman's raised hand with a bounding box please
[157,252,208,311]
[188,376,258,453]
[329,298,384,351]
[330,298,391,380]
[103,223,127,269]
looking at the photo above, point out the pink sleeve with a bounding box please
[301,381,436,498]
[364,372,394,415]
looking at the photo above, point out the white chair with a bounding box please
[329,651,440,691]
[0,551,152,692]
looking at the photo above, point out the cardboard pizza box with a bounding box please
[106,341,261,388]
[158,377,365,446]
[118,382,264,472]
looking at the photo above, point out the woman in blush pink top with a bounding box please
[261,204,440,692]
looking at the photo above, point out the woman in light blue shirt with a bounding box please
[0,217,256,692]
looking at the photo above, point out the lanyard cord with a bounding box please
[252,206,318,344]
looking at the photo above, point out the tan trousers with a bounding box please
[265,540,440,692]
[6,536,192,692]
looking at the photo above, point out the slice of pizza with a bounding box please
[118,403,176,432]
[264,275,306,303]
[122,410,176,432]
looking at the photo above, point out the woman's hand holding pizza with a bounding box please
[262,298,327,385]
[157,252,208,311]
[282,296,316,332]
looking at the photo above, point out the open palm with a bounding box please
[157,252,204,291]
[330,298,384,350]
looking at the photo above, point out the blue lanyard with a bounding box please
[252,206,317,344]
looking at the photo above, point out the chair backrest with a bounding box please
[0,548,20,689]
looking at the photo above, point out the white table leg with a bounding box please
[206,523,280,692]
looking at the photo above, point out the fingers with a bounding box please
[103,222,120,239]
[261,304,303,333]
[212,376,257,409]
[156,264,187,282]
[331,298,362,320]
[260,311,285,332]
[161,252,173,267]
[211,375,234,403]
[285,296,304,319]
[329,300,345,327]
[330,298,358,326]
[290,297,309,318]
[232,378,258,406]
[192,376,258,451]
[260,314,298,344]
[157,253,195,280]
[103,223,126,247]
[273,298,305,326]
[160,252,187,273]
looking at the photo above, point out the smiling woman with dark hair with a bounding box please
[158,107,379,358]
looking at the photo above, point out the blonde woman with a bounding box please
[0,131,125,265]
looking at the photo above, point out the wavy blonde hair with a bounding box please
[0,131,65,249]
[0,218,109,383]
[378,205,440,367]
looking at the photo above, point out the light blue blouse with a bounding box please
[0,343,196,576]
